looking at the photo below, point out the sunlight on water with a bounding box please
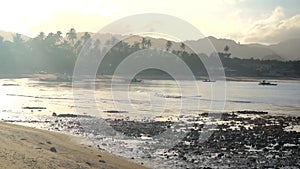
[0,78,299,121]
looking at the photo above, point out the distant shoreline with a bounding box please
[225,76,300,82]
[1,73,300,82]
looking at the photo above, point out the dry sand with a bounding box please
[0,122,148,169]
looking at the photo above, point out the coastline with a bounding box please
[1,73,300,82]
[1,111,299,168]
[0,121,147,169]
[225,76,300,82]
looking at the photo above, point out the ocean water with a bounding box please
[0,78,299,120]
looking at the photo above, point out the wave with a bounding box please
[6,94,73,100]
[154,93,201,99]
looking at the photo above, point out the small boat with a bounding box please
[131,78,143,83]
[203,79,216,82]
[258,80,277,86]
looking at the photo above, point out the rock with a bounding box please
[57,114,78,118]
[104,110,128,113]
[217,153,224,158]
[236,110,268,115]
[52,112,57,116]
[22,106,46,110]
[2,84,19,86]
[56,114,92,118]
[50,147,57,153]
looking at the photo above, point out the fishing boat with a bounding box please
[203,79,216,82]
[131,78,143,83]
[258,80,277,86]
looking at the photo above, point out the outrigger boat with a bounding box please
[258,80,277,86]
[203,79,216,82]
[131,78,143,83]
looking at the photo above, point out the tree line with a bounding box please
[0,28,299,78]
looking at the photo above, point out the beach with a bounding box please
[0,122,147,169]
[3,111,299,168]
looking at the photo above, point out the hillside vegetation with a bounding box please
[0,28,299,78]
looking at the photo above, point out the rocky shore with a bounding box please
[170,113,300,168]
[103,112,300,168]
[6,111,300,168]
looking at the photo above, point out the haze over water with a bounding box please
[1,78,299,122]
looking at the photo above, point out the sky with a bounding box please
[0,0,300,44]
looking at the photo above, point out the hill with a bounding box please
[269,38,300,61]
[1,29,299,61]
[0,31,30,42]
[185,37,281,60]
[112,35,300,61]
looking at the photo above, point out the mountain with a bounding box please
[0,31,30,42]
[1,29,299,61]
[185,37,279,60]
[269,38,300,61]
[262,54,285,61]
[123,35,299,61]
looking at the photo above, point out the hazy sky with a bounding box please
[0,0,300,44]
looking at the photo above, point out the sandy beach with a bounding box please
[0,122,147,169]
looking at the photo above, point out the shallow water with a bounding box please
[0,78,299,120]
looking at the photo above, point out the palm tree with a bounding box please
[56,31,62,37]
[66,28,77,46]
[141,37,147,49]
[13,33,24,44]
[223,45,231,58]
[166,40,172,51]
[180,42,186,51]
[55,31,62,44]
[81,32,91,45]
[224,45,229,52]
[146,39,152,48]
[37,32,45,40]
[45,32,56,47]
[74,40,82,54]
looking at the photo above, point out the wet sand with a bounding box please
[0,122,147,169]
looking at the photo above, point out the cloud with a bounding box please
[1,0,298,45]
[231,7,300,44]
